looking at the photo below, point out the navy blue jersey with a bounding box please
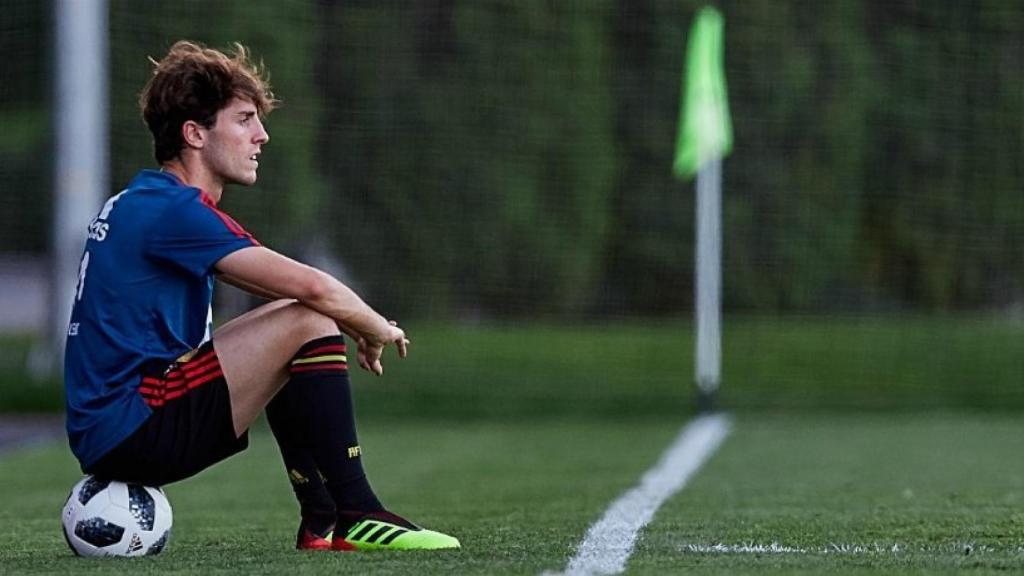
[64,169,258,469]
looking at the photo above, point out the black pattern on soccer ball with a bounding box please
[147,529,171,555]
[77,477,110,505]
[61,521,81,556]
[128,484,155,530]
[74,517,125,548]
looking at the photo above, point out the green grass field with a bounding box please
[631,414,1024,575]
[2,414,1023,574]
[2,317,1023,573]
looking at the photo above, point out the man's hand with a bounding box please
[356,321,409,376]
[215,247,409,374]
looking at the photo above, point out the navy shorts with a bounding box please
[85,341,249,486]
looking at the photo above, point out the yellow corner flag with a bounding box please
[673,6,732,180]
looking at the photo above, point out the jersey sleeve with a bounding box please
[145,192,260,277]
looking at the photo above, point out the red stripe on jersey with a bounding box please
[198,190,260,245]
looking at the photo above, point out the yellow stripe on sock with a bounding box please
[291,354,348,365]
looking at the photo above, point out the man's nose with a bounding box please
[254,119,269,144]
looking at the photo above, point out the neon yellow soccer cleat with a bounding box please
[335,511,460,551]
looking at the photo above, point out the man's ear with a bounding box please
[181,120,206,150]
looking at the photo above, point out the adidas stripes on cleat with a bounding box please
[336,511,460,551]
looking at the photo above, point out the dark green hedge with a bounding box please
[3,1,1022,318]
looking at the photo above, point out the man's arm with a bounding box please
[217,270,367,344]
[216,270,285,300]
[214,246,406,362]
[218,266,384,374]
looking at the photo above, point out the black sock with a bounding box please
[284,336,384,515]
[266,387,336,535]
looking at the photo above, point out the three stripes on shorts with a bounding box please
[139,346,222,407]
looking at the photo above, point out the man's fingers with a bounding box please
[361,341,385,376]
[357,328,405,372]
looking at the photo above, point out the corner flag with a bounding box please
[673,6,732,180]
[675,7,731,411]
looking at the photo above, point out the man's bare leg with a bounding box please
[211,298,386,547]
[213,299,339,437]
[207,299,459,551]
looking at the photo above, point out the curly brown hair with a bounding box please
[140,41,277,163]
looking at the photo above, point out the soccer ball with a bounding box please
[61,476,173,557]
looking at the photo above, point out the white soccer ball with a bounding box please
[61,476,173,557]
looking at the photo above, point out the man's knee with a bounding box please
[281,301,339,341]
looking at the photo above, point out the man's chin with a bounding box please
[229,172,259,186]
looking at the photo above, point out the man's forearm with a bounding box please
[214,246,397,344]
[303,271,393,344]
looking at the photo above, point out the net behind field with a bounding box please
[1,1,1023,414]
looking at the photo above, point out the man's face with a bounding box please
[202,98,269,186]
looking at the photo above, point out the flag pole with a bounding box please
[673,7,731,413]
[694,156,721,411]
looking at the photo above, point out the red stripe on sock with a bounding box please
[289,362,348,373]
[298,344,347,358]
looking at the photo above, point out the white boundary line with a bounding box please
[681,541,1024,557]
[552,413,732,576]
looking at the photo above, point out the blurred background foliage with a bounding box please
[3,1,1023,321]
